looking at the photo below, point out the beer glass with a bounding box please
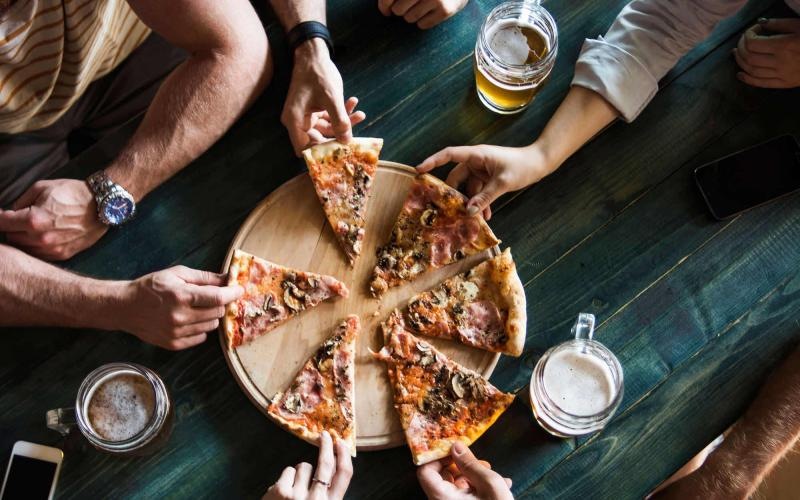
[529,313,624,437]
[47,363,173,455]
[474,0,558,114]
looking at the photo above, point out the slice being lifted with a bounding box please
[268,315,358,455]
[224,249,349,348]
[303,138,383,265]
[370,174,499,297]
[374,311,515,465]
[403,248,527,356]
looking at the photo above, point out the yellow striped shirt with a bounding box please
[0,0,150,133]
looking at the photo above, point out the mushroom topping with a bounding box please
[416,341,432,352]
[283,393,301,413]
[454,249,466,260]
[284,288,304,312]
[431,288,447,305]
[344,161,355,176]
[420,208,438,227]
[307,277,319,289]
[457,281,479,302]
[449,373,466,399]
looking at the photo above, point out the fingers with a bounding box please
[742,26,788,54]
[405,0,436,24]
[293,462,313,496]
[417,8,448,29]
[466,173,507,216]
[505,477,513,488]
[0,208,37,233]
[736,72,788,88]
[445,163,471,189]
[11,182,46,210]
[325,95,353,144]
[417,146,479,173]
[188,283,244,308]
[328,440,353,499]
[733,48,778,78]
[758,17,800,34]
[390,0,419,16]
[271,466,296,498]
[172,265,226,286]
[733,47,777,69]
[165,333,207,351]
[417,460,452,498]
[450,442,508,492]
[378,0,395,16]
[310,431,335,497]
[174,320,219,338]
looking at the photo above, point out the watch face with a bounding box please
[102,195,135,226]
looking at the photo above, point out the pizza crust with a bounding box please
[496,248,527,357]
[223,249,248,350]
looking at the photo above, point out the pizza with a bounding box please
[303,138,383,265]
[402,248,526,356]
[374,311,515,465]
[224,249,349,348]
[267,315,358,455]
[370,174,500,297]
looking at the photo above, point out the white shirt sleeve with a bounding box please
[571,0,747,122]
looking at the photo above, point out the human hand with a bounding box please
[417,143,552,220]
[417,442,513,500]
[117,266,243,350]
[263,431,353,500]
[0,179,107,261]
[378,0,468,29]
[282,38,366,155]
[734,18,800,88]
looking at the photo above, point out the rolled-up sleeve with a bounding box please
[571,0,747,122]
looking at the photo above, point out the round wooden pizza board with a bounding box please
[219,161,501,451]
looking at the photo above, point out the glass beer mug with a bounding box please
[474,0,558,114]
[47,363,173,455]
[529,313,624,437]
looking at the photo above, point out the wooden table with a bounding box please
[2,0,799,498]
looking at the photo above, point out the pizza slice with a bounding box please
[374,311,515,465]
[303,138,383,265]
[267,315,358,456]
[402,248,527,356]
[224,249,349,349]
[370,174,500,297]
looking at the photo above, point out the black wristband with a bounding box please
[287,21,334,56]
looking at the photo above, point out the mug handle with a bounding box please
[46,408,77,436]
[571,313,595,341]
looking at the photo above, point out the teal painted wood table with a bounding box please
[2,0,799,498]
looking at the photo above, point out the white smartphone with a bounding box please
[0,441,63,500]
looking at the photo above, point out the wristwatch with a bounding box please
[86,171,137,226]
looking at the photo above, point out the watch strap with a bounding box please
[86,170,112,204]
[287,21,334,56]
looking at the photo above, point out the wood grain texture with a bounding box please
[219,162,500,451]
[1,0,798,499]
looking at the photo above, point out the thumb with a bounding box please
[450,442,503,491]
[758,17,800,33]
[466,176,505,216]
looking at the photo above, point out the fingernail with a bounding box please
[452,442,467,456]
[467,205,479,216]
[757,17,768,24]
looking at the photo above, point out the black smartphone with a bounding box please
[694,135,800,220]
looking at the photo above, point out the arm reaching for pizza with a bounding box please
[0,0,271,262]
[269,0,366,154]
[417,86,618,219]
[0,244,242,351]
[263,431,353,500]
[417,442,513,500]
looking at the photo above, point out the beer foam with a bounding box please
[542,349,615,416]
[87,372,156,442]
[490,24,533,65]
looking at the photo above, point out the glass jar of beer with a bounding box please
[46,363,174,455]
[474,0,558,114]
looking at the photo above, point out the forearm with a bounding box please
[527,86,618,181]
[0,244,128,330]
[691,347,800,498]
[106,48,268,201]
[269,0,325,30]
